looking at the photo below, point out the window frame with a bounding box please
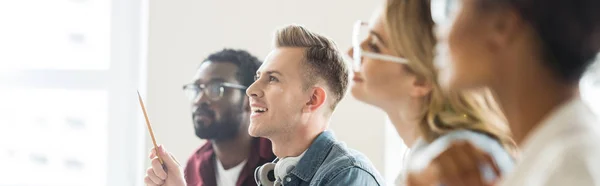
[0,0,147,185]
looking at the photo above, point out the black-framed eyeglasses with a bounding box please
[182,82,247,101]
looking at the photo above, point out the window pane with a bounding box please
[0,0,110,70]
[0,89,108,186]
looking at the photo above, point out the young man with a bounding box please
[145,49,275,186]
[246,25,383,185]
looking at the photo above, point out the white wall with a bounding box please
[143,2,600,186]
[145,0,393,181]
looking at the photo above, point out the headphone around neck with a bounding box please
[254,156,302,186]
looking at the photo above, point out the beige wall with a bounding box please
[145,0,395,183]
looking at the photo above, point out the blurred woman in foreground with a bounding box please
[433,0,600,185]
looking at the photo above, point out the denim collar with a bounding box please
[288,130,336,181]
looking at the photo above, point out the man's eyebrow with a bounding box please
[256,70,283,76]
[194,78,226,84]
[266,71,282,76]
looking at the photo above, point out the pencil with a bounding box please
[137,90,164,165]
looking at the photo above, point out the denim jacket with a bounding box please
[278,131,384,186]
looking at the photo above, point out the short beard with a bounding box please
[194,106,243,141]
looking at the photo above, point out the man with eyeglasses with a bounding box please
[144,49,275,186]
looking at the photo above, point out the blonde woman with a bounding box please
[347,0,515,185]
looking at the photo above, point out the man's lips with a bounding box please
[194,112,213,118]
[193,109,215,126]
[250,103,268,118]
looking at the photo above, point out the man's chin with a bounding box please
[194,125,216,139]
[248,124,267,138]
[247,127,260,137]
[194,131,214,139]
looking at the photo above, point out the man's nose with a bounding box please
[246,80,263,98]
[193,90,211,106]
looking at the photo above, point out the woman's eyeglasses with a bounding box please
[352,20,409,72]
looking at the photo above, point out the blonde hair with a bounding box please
[273,25,349,110]
[384,0,515,150]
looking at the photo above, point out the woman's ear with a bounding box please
[487,8,526,51]
[410,76,433,97]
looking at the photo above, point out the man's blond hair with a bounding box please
[273,25,348,110]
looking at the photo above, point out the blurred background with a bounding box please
[0,0,598,186]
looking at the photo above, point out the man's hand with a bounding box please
[407,141,501,186]
[144,145,186,186]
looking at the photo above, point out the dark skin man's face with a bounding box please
[190,61,249,140]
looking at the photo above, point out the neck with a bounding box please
[211,128,253,169]
[384,107,421,147]
[493,68,577,146]
[269,119,327,158]
[380,99,422,148]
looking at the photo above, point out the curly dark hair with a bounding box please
[201,49,262,87]
[482,0,600,82]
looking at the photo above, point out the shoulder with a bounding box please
[314,142,383,185]
[186,142,214,167]
[542,112,600,161]
[190,141,213,158]
[438,130,508,151]
[322,141,376,172]
[436,130,514,172]
[558,129,600,162]
[541,145,600,186]
[437,130,508,154]
[545,98,600,151]
[184,142,214,184]
[316,167,382,186]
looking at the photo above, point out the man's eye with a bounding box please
[269,76,278,82]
